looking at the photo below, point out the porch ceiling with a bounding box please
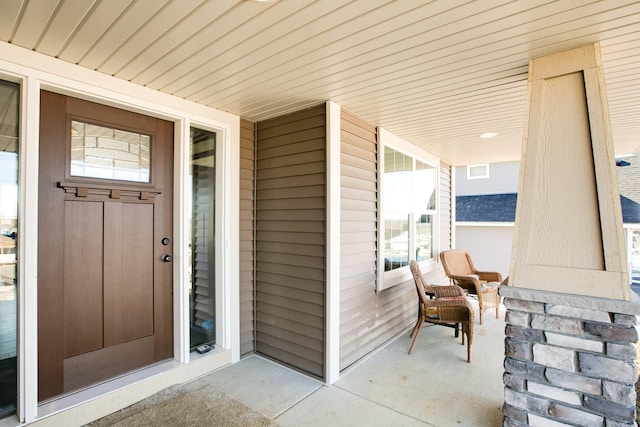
[1,0,639,165]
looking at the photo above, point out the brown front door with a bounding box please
[38,91,174,401]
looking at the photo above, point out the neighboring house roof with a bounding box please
[617,155,640,204]
[620,195,640,224]
[456,193,517,222]
[456,193,640,224]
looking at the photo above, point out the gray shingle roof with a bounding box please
[456,193,640,224]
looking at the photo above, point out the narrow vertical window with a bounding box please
[0,80,18,416]
[190,127,216,350]
[379,144,437,290]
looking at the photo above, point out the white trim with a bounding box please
[325,101,341,384]
[0,42,240,424]
[20,74,41,424]
[174,118,190,364]
[379,127,439,166]
[212,118,240,362]
[456,221,515,227]
[450,165,456,250]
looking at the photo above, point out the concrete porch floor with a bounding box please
[185,299,506,426]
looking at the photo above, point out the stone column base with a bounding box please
[500,286,640,427]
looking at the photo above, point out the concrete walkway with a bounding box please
[187,300,506,426]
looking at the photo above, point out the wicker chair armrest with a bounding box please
[434,300,475,324]
[476,271,503,282]
[422,296,467,309]
[430,285,465,298]
[450,275,483,294]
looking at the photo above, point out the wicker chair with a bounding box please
[408,260,474,362]
[439,249,502,325]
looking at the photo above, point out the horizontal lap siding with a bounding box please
[340,111,403,370]
[339,112,452,371]
[431,163,453,283]
[255,105,326,379]
[440,163,453,253]
[240,119,255,356]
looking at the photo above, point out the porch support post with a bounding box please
[502,43,640,425]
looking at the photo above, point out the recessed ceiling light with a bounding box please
[479,132,498,139]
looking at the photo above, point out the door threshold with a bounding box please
[38,359,180,418]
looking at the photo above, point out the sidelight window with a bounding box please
[0,80,18,417]
[189,127,216,350]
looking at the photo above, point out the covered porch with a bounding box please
[0,2,639,426]
[88,298,507,427]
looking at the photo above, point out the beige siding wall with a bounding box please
[239,119,255,356]
[339,112,452,370]
[339,111,378,369]
[255,105,326,378]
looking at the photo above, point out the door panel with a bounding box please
[38,91,174,401]
[104,202,154,346]
[63,201,104,358]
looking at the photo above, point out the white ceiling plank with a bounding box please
[11,0,59,49]
[200,4,581,114]
[115,0,238,81]
[79,0,170,71]
[57,0,133,64]
[128,1,290,86]
[201,0,597,108]
[196,0,508,106]
[98,0,205,76]
[141,0,323,91]
[0,0,27,41]
[171,0,436,99]
[219,1,634,118]
[1,0,639,165]
[36,0,98,57]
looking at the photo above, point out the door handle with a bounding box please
[161,254,172,262]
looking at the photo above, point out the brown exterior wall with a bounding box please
[339,110,452,371]
[254,105,326,378]
[246,104,453,377]
[239,119,256,356]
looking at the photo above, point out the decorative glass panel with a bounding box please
[0,80,18,417]
[70,120,151,182]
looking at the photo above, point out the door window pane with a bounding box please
[70,120,150,182]
[0,80,18,417]
[189,127,216,350]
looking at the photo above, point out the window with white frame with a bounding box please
[379,143,437,290]
[467,163,489,179]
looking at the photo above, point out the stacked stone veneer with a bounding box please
[500,287,640,427]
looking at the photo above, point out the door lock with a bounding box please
[161,237,170,245]
[161,254,172,262]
